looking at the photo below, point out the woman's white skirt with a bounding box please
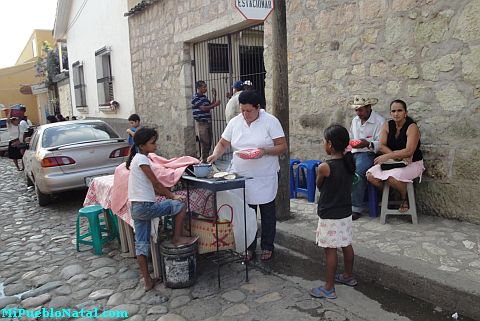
[315,216,353,248]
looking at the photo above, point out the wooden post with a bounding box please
[271,0,290,220]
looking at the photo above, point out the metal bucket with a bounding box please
[159,240,197,289]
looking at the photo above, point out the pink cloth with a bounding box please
[367,160,425,183]
[110,154,199,214]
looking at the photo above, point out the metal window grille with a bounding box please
[72,61,87,107]
[95,48,114,105]
[192,24,266,160]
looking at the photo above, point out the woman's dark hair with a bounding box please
[390,99,407,111]
[390,99,415,122]
[239,90,261,108]
[126,127,158,170]
[324,124,355,174]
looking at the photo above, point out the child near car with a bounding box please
[127,114,141,146]
[310,124,357,299]
[126,127,197,291]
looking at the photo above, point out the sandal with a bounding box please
[244,250,256,262]
[309,286,336,299]
[399,198,409,213]
[260,250,274,261]
[335,273,358,286]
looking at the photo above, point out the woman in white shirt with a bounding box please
[207,90,287,261]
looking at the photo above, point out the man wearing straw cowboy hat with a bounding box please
[348,95,385,220]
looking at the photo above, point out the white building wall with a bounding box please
[66,0,135,120]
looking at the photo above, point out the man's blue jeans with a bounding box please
[352,152,375,213]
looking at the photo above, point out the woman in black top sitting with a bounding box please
[367,99,425,212]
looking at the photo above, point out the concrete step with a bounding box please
[274,216,480,320]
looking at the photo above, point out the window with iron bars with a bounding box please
[208,43,229,73]
[95,47,114,105]
[72,61,87,107]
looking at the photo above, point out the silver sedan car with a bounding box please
[23,120,130,206]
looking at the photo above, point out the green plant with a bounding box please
[34,41,66,85]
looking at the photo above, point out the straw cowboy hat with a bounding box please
[348,95,378,109]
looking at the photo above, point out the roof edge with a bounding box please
[53,0,72,41]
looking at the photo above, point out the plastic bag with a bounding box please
[217,189,257,253]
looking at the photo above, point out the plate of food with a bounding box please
[234,148,262,159]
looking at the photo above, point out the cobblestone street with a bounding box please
[0,156,463,321]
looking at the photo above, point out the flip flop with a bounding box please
[244,250,256,262]
[335,273,358,286]
[399,198,409,213]
[309,286,337,299]
[173,236,199,248]
[260,250,273,261]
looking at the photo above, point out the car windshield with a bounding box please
[42,122,119,148]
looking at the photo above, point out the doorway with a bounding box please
[192,24,266,159]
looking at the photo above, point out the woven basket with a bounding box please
[185,204,235,254]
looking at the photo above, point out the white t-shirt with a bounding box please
[222,109,285,204]
[7,123,20,141]
[19,120,29,141]
[128,153,156,202]
[225,92,241,123]
[350,110,385,154]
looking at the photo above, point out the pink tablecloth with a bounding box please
[84,175,213,227]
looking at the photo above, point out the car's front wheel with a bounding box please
[35,184,50,206]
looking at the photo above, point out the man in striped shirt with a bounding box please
[192,80,220,162]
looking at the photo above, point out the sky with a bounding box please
[0,0,58,68]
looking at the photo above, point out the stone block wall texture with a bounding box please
[128,0,234,158]
[261,0,480,223]
[129,0,480,223]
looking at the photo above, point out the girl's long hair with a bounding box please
[125,127,158,170]
[324,124,356,174]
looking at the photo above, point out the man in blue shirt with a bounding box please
[192,81,220,162]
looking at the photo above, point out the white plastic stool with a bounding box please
[380,181,418,224]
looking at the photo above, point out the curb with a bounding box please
[274,225,480,320]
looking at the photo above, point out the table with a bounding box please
[83,174,213,278]
[181,174,251,287]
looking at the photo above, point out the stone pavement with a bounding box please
[280,198,480,320]
[0,157,417,321]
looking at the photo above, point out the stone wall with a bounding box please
[127,0,247,157]
[57,79,73,119]
[261,0,480,223]
[128,0,479,223]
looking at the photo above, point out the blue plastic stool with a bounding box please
[76,205,117,255]
[367,182,378,217]
[295,160,321,203]
[290,159,301,198]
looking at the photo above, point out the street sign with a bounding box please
[234,0,275,21]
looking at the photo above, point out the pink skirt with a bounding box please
[367,160,425,183]
[315,216,353,248]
